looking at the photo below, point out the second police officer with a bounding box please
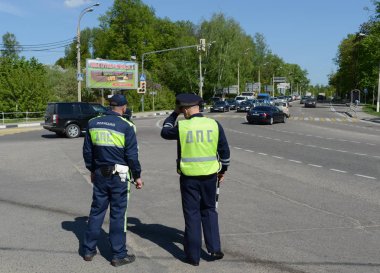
[161,93,230,266]
[82,94,143,267]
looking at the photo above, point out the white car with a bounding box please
[275,101,290,118]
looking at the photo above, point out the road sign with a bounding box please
[364,88,368,94]
[149,91,157,95]
[273,77,286,83]
[140,74,146,81]
[77,73,83,81]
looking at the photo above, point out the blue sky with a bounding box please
[0,0,373,85]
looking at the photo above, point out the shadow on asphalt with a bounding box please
[127,217,212,262]
[61,216,112,261]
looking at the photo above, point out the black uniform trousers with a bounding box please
[83,168,129,260]
[180,173,221,263]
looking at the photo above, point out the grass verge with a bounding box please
[363,104,380,117]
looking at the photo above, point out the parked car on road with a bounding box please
[300,96,310,104]
[236,100,253,112]
[235,95,247,106]
[210,100,230,112]
[304,98,317,108]
[246,105,286,125]
[43,102,107,138]
[274,101,290,118]
[226,99,237,110]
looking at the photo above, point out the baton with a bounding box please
[215,179,221,209]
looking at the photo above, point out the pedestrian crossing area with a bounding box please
[289,116,359,122]
[210,113,359,123]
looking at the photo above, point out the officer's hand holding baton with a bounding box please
[217,173,225,183]
[134,178,143,189]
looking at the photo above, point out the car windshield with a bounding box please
[240,101,251,106]
[226,99,236,103]
[235,96,246,100]
[214,101,226,106]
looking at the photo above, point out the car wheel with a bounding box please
[269,117,274,125]
[283,115,287,123]
[65,124,80,138]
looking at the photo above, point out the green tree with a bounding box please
[1,32,20,59]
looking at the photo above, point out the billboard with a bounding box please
[86,59,138,89]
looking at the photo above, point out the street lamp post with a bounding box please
[77,3,100,102]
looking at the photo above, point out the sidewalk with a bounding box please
[344,105,380,124]
[0,110,172,130]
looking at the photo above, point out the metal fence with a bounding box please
[1,111,45,125]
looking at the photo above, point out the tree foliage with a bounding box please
[330,0,380,102]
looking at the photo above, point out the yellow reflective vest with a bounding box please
[178,117,220,176]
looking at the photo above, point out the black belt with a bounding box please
[99,166,115,177]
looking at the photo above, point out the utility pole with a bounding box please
[199,39,206,98]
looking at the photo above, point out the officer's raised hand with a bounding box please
[135,178,143,189]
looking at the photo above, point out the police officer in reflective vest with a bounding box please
[82,94,143,267]
[161,93,230,266]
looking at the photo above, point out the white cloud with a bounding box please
[0,2,25,16]
[64,0,93,8]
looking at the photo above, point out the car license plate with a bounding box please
[251,113,259,116]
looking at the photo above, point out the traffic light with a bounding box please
[137,81,146,94]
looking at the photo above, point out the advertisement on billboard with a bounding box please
[86,59,138,89]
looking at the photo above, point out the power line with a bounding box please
[0,37,76,52]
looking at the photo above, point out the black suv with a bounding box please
[43,102,107,138]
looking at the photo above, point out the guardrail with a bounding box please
[1,111,44,125]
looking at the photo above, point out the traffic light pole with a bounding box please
[140,40,210,107]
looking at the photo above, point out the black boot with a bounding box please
[210,251,224,260]
[111,254,136,267]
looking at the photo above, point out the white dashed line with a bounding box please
[354,153,367,156]
[258,152,267,156]
[234,147,242,150]
[295,142,303,145]
[272,156,284,159]
[354,174,376,180]
[245,149,254,152]
[308,164,323,168]
[330,169,347,173]
[289,160,302,164]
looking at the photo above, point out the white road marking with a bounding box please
[258,152,267,156]
[354,153,367,156]
[330,169,347,173]
[289,159,302,164]
[354,174,376,180]
[308,164,323,168]
[272,156,284,159]
[245,149,254,152]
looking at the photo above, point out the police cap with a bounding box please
[109,94,128,106]
[176,93,203,107]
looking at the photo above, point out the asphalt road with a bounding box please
[1,102,380,273]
